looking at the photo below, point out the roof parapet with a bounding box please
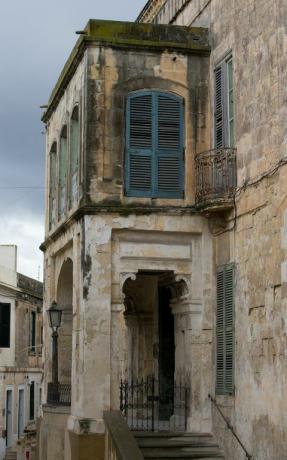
[42,19,210,123]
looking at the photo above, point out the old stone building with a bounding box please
[0,245,43,460]
[39,1,287,459]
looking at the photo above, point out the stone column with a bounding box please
[110,301,126,409]
[110,273,137,407]
[170,278,212,433]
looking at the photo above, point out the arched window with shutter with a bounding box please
[59,125,68,220]
[70,106,80,208]
[49,142,57,229]
[125,91,184,198]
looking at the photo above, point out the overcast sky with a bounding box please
[0,0,145,280]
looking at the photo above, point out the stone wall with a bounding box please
[84,45,209,208]
[141,0,287,459]
[43,211,214,433]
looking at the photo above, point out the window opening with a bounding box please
[59,126,68,219]
[0,303,11,348]
[70,107,79,208]
[125,91,184,198]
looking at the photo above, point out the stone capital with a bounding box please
[171,299,202,330]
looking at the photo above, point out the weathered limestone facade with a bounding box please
[39,19,218,460]
[40,3,287,458]
[137,1,287,459]
[0,245,43,460]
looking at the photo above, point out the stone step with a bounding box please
[133,432,224,460]
[139,447,224,458]
[135,436,218,448]
[134,433,213,438]
[140,456,224,460]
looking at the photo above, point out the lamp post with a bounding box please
[47,301,62,385]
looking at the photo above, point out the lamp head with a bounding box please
[47,301,62,331]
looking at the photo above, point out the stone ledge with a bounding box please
[42,403,71,415]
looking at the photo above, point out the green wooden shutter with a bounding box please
[0,303,11,348]
[216,264,234,395]
[216,268,225,393]
[214,65,224,149]
[126,93,153,196]
[156,94,184,197]
[214,56,234,149]
[226,57,234,148]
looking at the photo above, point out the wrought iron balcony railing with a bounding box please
[195,148,237,209]
[47,382,71,406]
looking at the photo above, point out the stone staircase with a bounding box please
[4,449,17,460]
[133,432,225,459]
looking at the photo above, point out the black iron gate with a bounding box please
[120,376,189,431]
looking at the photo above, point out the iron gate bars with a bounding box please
[120,376,189,432]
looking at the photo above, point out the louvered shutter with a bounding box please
[216,268,225,393]
[216,264,234,395]
[125,91,184,198]
[224,265,234,394]
[156,94,184,197]
[126,93,153,196]
[214,65,225,149]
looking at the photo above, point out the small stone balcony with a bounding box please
[195,148,237,211]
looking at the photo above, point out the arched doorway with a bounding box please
[57,258,73,384]
[121,271,189,431]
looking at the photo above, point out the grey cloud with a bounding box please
[0,0,146,277]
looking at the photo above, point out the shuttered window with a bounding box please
[214,65,224,148]
[214,55,234,149]
[30,311,36,353]
[216,264,234,395]
[70,106,80,209]
[58,126,67,220]
[49,143,57,229]
[0,303,11,348]
[125,91,184,198]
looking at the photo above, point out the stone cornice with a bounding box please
[40,203,198,252]
[42,19,210,123]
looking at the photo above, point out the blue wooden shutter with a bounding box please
[216,264,234,395]
[156,93,184,197]
[126,93,153,196]
[126,91,184,198]
[214,65,225,148]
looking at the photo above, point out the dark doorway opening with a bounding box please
[158,285,175,421]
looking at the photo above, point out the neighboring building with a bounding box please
[38,2,287,460]
[0,246,43,460]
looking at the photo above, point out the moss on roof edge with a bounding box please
[42,19,210,123]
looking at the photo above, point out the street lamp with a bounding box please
[47,301,62,385]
